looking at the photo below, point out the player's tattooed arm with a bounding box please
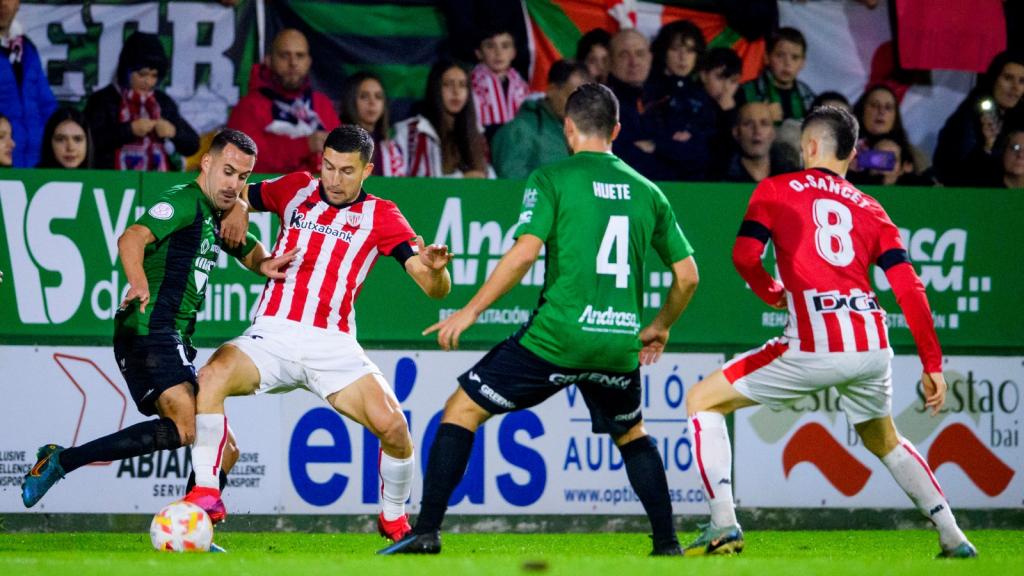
[404,236,453,299]
[639,255,699,365]
[117,224,157,313]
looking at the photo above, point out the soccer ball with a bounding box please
[149,501,214,552]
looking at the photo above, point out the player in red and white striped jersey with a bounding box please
[682,107,976,558]
[184,126,453,543]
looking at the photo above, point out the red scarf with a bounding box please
[115,88,169,171]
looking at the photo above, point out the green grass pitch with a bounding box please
[0,530,1019,576]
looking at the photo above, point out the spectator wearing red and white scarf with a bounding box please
[85,32,198,171]
[471,28,530,144]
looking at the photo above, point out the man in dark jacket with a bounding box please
[0,0,57,167]
[606,29,663,180]
[85,31,199,171]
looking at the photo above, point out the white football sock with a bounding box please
[690,411,738,528]
[380,451,415,521]
[192,414,228,490]
[881,439,966,549]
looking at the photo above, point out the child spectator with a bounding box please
[86,32,198,171]
[648,19,706,101]
[738,27,815,124]
[700,47,743,171]
[471,28,530,143]
[576,28,612,84]
[0,113,14,167]
[339,71,403,176]
[389,60,490,178]
[38,107,93,169]
[989,128,1024,188]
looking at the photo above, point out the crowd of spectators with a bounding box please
[1,0,1021,189]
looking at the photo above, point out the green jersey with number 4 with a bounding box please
[115,181,257,343]
[513,151,693,372]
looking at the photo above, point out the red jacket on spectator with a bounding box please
[227,63,340,174]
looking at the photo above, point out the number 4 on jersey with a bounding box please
[597,215,630,288]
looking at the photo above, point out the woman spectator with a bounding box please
[0,113,14,167]
[388,60,489,178]
[576,28,612,84]
[37,107,93,169]
[934,50,1024,186]
[85,31,199,171]
[852,84,927,176]
[339,71,402,176]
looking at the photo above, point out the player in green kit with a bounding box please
[380,83,699,556]
[22,130,296,511]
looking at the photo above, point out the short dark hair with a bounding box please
[548,59,589,87]
[767,27,807,55]
[811,90,850,111]
[565,83,618,138]
[477,26,515,48]
[324,125,375,164]
[210,129,257,157]
[701,47,742,77]
[802,105,858,160]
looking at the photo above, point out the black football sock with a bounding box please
[58,418,182,474]
[186,469,229,493]
[620,435,678,550]
[414,423,476,535]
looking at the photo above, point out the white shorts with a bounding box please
[723,338,893,425]
[228,316,383,401]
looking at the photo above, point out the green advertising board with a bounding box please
[1,169,1021,355]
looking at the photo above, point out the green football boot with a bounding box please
[22,444,66,508]
[682,523,745,556]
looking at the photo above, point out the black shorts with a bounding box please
[113,333,198,416]
[458,337,642,437]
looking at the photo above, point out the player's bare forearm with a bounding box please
[238,242,269,275]
[464,235,543,316]
[650,256,699,331]
[409,260,452,299]
[117,224,155,289]
[405,237,453,299]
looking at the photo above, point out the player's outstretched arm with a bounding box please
[732,231,786,309]
[423,234,543,350]
[117,224,157,313]
[404,236,453,299]
[639,256,699,365]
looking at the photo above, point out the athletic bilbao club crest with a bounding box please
[346,212,362,227]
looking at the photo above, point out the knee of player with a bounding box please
[168,414,196,446]
[197,363,230,397]
[376,412,412,451]
[685,385,706,415]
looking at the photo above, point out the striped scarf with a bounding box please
[115,88,169,172]
[471,64,529,128]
